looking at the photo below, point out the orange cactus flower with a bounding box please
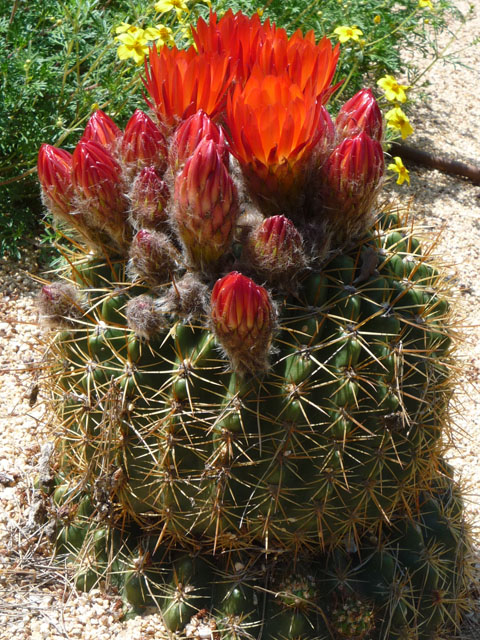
[191,9,267,84]
[143,43,235,128]
[226,69,327,214]
[256,28,340,101]
[192,10,339,98]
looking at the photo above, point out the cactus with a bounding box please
[37,10,474,639]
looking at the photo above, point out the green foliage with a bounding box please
[0,0,201,257]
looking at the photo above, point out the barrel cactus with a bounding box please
[36,10,474,639]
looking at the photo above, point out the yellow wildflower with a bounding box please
[374,15,381,24]
[388,157,410,185]
[333,25,363,43]
[144,24,175,45]
[419,0,433,8]
[178,25,193,42]
[385,107,414,139]
[115,22,144,37]
[377,75,409,103]
[116,30,149,64]
[154,0,189,18]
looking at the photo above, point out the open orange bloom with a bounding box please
[191,9,267,84]
[143,44,235,128]
[192,10,339,98]
[256,28,340,101]
[226,69,327,214]
[227,69,324,168]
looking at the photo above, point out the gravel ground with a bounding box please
[1,5,480,639]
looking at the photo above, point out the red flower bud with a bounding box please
[81,109,122,150]
[121,109,168,174]
[246,215,306,284]
[326,133,384,193]
[37,144,74,218]
[72,140,129,249]
[173,138,238,272]
[335,89,383,142]
[211,272,275,374]
[129,167,170,229]
[72,140,127,223]
[319,132,384,235]
[128,229,179,285]
[169,109,229,172]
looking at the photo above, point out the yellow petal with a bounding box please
[117,44,132,60]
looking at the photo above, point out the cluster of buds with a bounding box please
[330,598,375,639]
[37,108,169,253]
[37,10,390,375]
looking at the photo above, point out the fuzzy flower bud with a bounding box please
[81,109,122,151]
[72,140,129,249]
[37,144,75,219]
[211,272,275,374]
[169,109,228,173]
[173,138,239,272]
[128,229,180,285]
[245,215,307,286]
[38,282,84,327]
[335,89,383,142]
[319,132,384,237]
[121,109,168,175]
[126,295,165,339]
[128,167,170,230]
